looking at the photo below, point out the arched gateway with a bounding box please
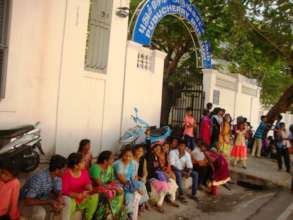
[130,0,212,69]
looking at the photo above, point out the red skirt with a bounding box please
[230,144,247,160]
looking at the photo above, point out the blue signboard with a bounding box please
[132,0,212,69]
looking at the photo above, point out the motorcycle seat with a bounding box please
[150,127,168,137]
[0,125,34,139]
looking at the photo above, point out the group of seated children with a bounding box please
[0,138,230,220]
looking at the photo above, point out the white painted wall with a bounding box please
[54,0,129,156]
[203,69,262,128]
[203,69,293,129]
[0,0,167,157]
[121,41,166,135]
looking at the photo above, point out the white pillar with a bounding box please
[233,74,242,119]
[202,69,216,105]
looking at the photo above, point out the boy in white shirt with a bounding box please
[169,140,199,202]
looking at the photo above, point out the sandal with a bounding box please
[169,201,180,208]
[156,205,165,213]
[145,203,150,211]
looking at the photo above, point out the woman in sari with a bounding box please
[158,143,176,180]
[148,144,179,213]
[204,147,230,196]
[211,108,223,148]
[133,145,148,183]
[200,109,211,146]
[61,153,98,220]
[78,139,93,170]
[218,114,232,158]
[90,151,126,220]
[113,147,149,219]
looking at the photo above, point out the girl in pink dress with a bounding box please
[78,139,93,169]
[231,123,248,168]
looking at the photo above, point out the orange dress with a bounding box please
[230,130,247,160]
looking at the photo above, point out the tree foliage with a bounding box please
[129,0,293,124]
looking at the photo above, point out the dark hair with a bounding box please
[0,159,18,177]
[97,151,112,164]
[120,146,133,158]
[203,109,209,116]
[133,144,144,153]
[212,107,221,115]
[67,153,83,169]
[261,115,266,121]
[238,122,245,128]
[171,136,179,142]
[277,114,283,120]
[289,124,293,133]
[49,155,67,172]
[197,140,208,148]
[207,103,213,109]
[152,143,161,151]
[186,107,192,112]
[78,139,90,153]
[178,139,186,146]
[279,122,285,128]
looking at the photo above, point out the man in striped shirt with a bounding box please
[252,116,268,157]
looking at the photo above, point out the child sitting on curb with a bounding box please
[0,160,20,220]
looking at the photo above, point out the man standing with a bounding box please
[21,155,67,220]
[274,114,283,139]
[289,124,293,192]
[275,122,291,173]
[183,107,196,151]
[206,103,213,116]
[169,140,199,202]
[252,116,267,157]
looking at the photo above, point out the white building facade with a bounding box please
[0,0,166,157]
[0,0,291,158]
[203,69,293,129]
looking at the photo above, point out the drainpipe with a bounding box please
[53,0,68,154]
[119,30,130,138]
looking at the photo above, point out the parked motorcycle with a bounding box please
[120,108,172,147]
[0,122,44,172]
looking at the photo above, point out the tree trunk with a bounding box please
[266,83,293,124]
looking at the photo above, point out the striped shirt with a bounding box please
[20,169,61,200]
[254,122,266,139]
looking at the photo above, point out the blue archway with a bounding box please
[131,0,212,69]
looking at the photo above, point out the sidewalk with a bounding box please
[229,156,292,189]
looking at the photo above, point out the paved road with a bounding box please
[140,184,293,220]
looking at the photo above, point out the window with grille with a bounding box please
[0,0,9,100]
[213,90,220,105]
[85,0,112,73]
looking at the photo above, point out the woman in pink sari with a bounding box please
[200,109,211,146]
[197,142,230,196]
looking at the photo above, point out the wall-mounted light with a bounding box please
[116,7,130,18]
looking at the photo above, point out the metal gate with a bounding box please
[169,81,205,136]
